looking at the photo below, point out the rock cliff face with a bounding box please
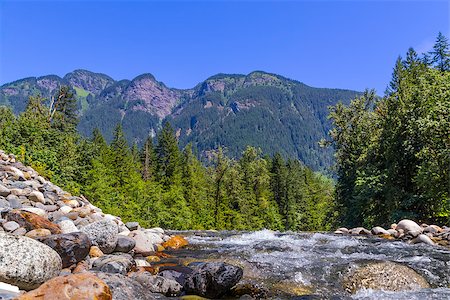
[0,150,243,299]
[64,70,115,96]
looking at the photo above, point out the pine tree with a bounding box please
[156,122,182,188]
[430,32,450,72]
[141,136,157,181]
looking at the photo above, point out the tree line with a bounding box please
[326,32,450,228]
[0,88,335,230]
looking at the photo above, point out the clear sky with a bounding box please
[0,0,449,93]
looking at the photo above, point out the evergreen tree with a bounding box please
[156,122,182,188]
[141,136,157,181]
[429,32,450,72]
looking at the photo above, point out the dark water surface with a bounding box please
[168,230,450,299]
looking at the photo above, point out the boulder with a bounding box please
[37,232,91,268]
[129,230,156,255]
[92,254,136,275]
[130,272,182,296]
[396,219,423,237]
[411,234,435,246]
[184,262,243,298]
[94,272,156,300]
[371,226,390,235]
[6,209,61,234]
[162,235,188,249]
[0,282,20,300]
[90,245,104,258]
[21,207,46,217]
[114,235,136,253]
[343,261,430,293]
[0,232,62,290]
[17,273,112,300]
[80,220,118,254]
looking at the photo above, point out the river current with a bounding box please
[168,230,450,299]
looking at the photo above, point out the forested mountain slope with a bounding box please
[0,70,359,171]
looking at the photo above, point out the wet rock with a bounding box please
[371,226,390,235]
[386,229,397,236]
[94,272,156,300]
[92,254,135,275]
[343,261,430,293]
[6,209,61,234]
[396,219,423,237]
[184,262,243,298]
[80,220,118,254]
[130,272,182,296]
[231,281,269,299]
[59,205,73,214]
[129,230,156,255]
[0,232,62,290]
[424,225,442,234]
[0,198,10,209]
[336,227,349,234]
[12,227,27,235]
[17,273,112,300]
[145,231,164,244]
[114,235,136,253]
[162,235,188,249]
[25,228,52,239]
[411,234,435,245]
[37,232,91,268]
[349,227,371,235]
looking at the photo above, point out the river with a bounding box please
[167,230,450,299]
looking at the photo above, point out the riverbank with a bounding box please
[0,150,243,299]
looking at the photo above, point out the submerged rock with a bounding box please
[0,232,62,290]
[184,262,243,298]
[162,235,188,249]
[343,261,430,293]
[17,273,112,300]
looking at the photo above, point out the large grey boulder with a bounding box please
[0,232,62,290]
[343,261,430,293]
[396,219,423,237]
[80,220,118,254]
[94,272,156,300]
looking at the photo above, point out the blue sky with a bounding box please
[0,1,448,93]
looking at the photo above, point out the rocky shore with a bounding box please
[0,151,243,299]
[334,219,450,247]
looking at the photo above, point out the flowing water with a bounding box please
[169,230,450,299]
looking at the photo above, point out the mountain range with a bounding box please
[0,69,360,171]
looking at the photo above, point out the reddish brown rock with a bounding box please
[162,236,188,249]
[17,273,112,300]
[6,210,61,234]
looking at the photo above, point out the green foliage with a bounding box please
[328,33,450,227]
[0,89,335,230]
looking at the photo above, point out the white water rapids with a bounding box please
[171,230,450,299]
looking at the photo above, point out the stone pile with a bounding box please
[0,150,243,299]
[335,219,450,247]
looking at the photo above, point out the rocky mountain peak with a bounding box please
[63,70,115,96]
[123,74,181,118]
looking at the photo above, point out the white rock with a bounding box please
[396,219,423,235]
[58,219,79,234]
[371,226,390,235]
[0,232,62,290]
[21,207,46,217]
[148,227,165,234]
[28,191,45,204]
[411,234,435,246]
[135,259,150,267]
[59,206,73,214]
[144,232,164,244]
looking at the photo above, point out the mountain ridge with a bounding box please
[0,70,361,171]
